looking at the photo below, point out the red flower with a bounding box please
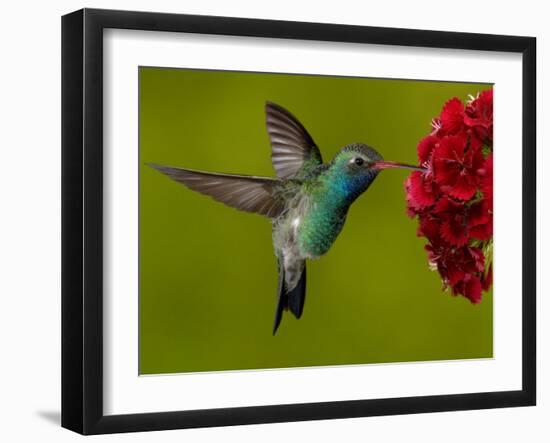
[417,213,441,243]
[405,171,438,211]
[417,134,438,164]
[440,98,466,135]
[465,90,493,144]
[433,134,485,201]
[472,154,494,241]
[453,274,483,303]
[404,135,442,213]
[404,91,493,303]
[425,242,484,297]
[433,197,470,246]
[479,153,493,202]
[468,198,493,241]
[429,196,491,246]
[449,246,485,304]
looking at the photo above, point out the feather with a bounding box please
[148,164,285,218]
[273,260,286,335]
[265,102,323,179]
[272,259,306,335]
[287,264,306,319]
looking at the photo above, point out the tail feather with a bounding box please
[273,261,286,335]
[287,266,306,319]
[272,261,306,335]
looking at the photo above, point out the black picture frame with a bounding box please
[62,8,536,435]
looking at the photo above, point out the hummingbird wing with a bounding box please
[265,102,323,179]
[148,164,285,218]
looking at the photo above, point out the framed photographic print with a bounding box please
[61,8,536,435]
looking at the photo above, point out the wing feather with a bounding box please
[148,164,285,218]
[265,102,323,179]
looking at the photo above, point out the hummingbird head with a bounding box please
[334,143,424,174]
[326,143,424,201]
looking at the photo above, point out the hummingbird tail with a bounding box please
[273,261,307,335]
[287,265,307,319]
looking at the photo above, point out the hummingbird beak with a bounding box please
[373,160,426,172]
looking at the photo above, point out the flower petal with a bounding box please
[440,98,465,134]
[448,174,477,201]
[406,171,437,209]
[417,135,439,164]
[440,216,469,246]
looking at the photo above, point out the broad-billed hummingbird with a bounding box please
[149,102,423,334]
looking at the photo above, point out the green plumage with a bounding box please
[272,147,382,259]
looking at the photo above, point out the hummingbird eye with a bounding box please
[354,157,364,166]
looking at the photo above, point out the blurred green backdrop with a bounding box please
[139,67,493,375]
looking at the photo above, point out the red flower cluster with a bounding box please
[405,90,493,303]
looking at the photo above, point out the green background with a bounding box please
[139,67,493,375]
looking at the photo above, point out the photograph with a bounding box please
[139,67,494,375]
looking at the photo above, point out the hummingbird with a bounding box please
[149,102,423,334]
